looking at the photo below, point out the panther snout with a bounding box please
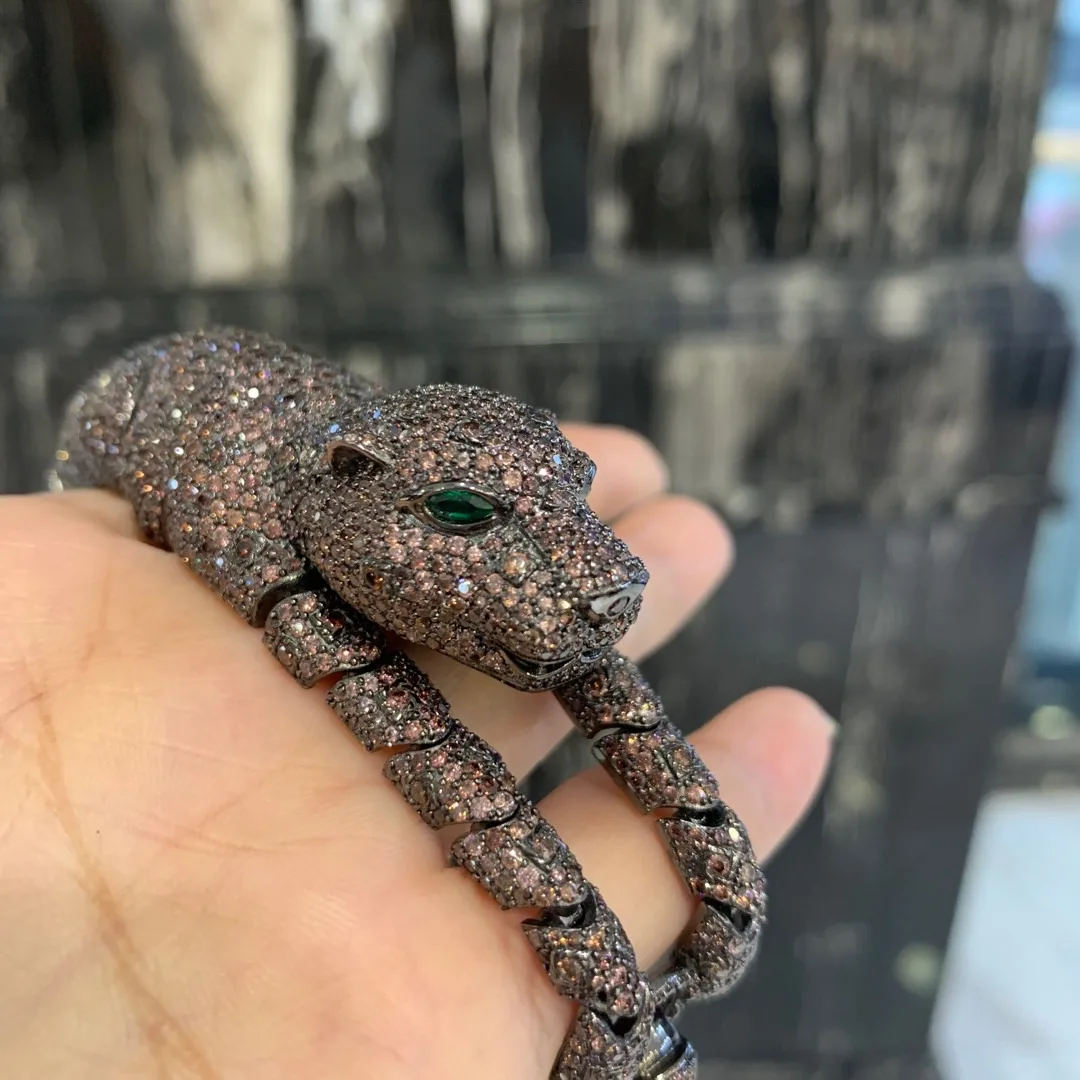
[587,578,646,620]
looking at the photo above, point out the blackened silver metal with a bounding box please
[637,1014,697,1079]
[54,327,767,1078]
[269,585,669,1078]
[555,652,766,1015]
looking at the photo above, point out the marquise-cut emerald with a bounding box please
[424,488,497,528]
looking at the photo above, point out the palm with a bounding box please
[0,424,833,1080]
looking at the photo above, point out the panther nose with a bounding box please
[588,579,646,620]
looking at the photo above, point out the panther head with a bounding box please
[297,384,649,691]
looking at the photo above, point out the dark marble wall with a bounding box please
[0,0,1060,286]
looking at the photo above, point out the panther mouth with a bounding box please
[502,649,576,679]
[500,647,607,682]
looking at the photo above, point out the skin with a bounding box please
[0,423,834,1080]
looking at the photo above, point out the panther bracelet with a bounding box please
[53,328,765,1079]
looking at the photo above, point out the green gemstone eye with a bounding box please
[423,488,498,530]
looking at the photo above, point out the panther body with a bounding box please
[55,328,648,691]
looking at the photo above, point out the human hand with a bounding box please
[0,423,833,1079]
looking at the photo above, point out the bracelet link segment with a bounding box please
[557,653,766,1016]
[384,724,521,828]
[329,653,454,750]
[449,806,590,910]
[263,589,384,685]
[593,719,720,814]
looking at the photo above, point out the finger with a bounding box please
[12,489,142,541]
[616,496,732,660]
[560,423,669,521]
[537,688,836,968]
[405,494,732,780]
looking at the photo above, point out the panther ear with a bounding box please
[326,434,394,473]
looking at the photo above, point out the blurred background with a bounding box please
[0,1,1078,1077]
